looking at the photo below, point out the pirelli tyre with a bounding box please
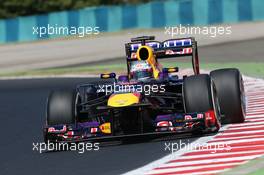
[46,90,77,125]
[183,74,221,133]
[210,68,246,124]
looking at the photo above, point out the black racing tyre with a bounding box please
[47,90,77,125]
[210,68,245,124]
[184,74,216,113]
[183,74,220,133]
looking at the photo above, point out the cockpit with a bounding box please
[129,60,153,81]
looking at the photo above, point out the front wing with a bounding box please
[44,110,220,143]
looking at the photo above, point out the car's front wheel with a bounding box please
[183,74,221,133]
[46,90,77,126]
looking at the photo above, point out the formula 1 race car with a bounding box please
[43,36,246,143]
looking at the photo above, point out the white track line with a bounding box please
[247,109,264,112]
[216,129,264,136]
[150,170,228,175]
[156,156,257,168]
[225,125,264,130]
[146,163,243,174]
[176,150,264,160]
[245,118,264,122]
[245,114,264,118]
[212,135,264,142]
[247,104,264,108]
[228,121,264,127]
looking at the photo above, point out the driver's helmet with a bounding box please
[130,60,153,81]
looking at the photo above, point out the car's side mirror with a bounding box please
[162,67,179,73]
[100,73,116,79]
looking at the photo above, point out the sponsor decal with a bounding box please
[205,110,216,127]
[99,123,111,134]
[48,125,67,133]
[163,39,192,48]
[90,127,98,133]
[184,115,193,120]
[165,48,192,55]
[197,113,204,119]
[165,50,174,55]
[130,39,192,51]
[130,42,161,51]
[157,121,173,127]
[66,131,74,138]
[205,112,213,120]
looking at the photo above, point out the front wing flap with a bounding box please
[44,110,219,143]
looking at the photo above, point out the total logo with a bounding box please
[99,123,111,134]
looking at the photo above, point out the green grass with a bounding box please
[199,62,264,78]
[220,156,264,175]
[249,168,264,175]
[1,62,264,78]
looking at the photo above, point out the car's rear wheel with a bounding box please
[183,74,220,133]
[210,68,245,124]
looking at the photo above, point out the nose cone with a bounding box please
[107,93,140,107]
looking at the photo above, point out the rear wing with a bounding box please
[125,36,200,74]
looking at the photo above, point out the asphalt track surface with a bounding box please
[198,37,264,62]
[0,78,201,175]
